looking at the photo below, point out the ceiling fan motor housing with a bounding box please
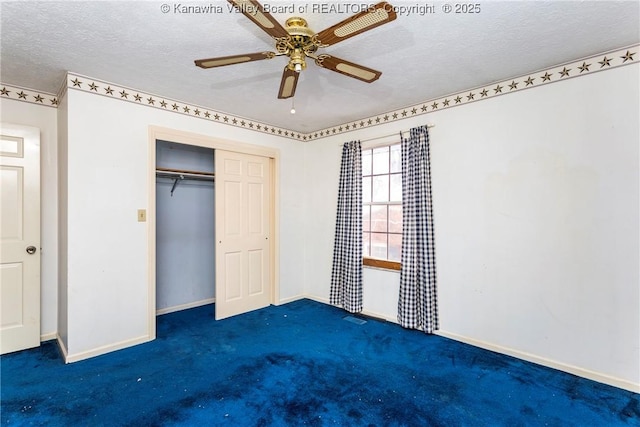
[280,17,321,71]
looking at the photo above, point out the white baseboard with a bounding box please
[64,335,152,364]
[156,298,215,316]
[299,294,398,324]
[296,294,327,305]
[436,330,640,394]
[40,332,57,342]
[56,333,68,360]
[275,294,305,305]
[360,308,398,324]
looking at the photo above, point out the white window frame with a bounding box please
[362,139,402,271]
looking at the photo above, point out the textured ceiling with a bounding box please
[1,1,639,132]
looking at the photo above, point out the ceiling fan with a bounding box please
[195,0,397,99]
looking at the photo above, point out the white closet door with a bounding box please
[215,150,271,320]
[1,124,41,354]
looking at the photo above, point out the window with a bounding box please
[362,143,402,270]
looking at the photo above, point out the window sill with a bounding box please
[363,257,401,271]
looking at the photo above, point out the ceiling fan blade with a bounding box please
[315,2,397,47]
[227,0,289,39]
[277,67,299,99]
[315,55,382,83]
[194,52,275,69]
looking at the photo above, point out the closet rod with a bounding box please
[156,168,215,197]
[156,167,214,179]
[359,123,435,144]
[156,169,214,182]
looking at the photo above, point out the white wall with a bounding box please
[303,64,640,391]
[61,89,305,360]
[57,91,68,350]
[0,98,58,340]
[155,141,215,312]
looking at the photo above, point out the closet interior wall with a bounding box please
[155,140,215,314]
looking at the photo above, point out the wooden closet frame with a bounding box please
[146,126,280,340]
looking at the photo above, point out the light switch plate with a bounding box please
[138,209,146,222]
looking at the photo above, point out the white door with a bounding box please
[0,124,40,354]
[215,150,271,320]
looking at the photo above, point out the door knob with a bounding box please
[26,246,37,255]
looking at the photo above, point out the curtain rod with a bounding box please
[359,124,435,144]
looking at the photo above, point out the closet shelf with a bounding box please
[156,167,214,196]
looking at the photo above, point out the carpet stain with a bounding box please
[620,398,640,421]
[521,405,535,416]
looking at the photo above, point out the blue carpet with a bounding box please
[1,299,638,426]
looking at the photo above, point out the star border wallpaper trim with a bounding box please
[64,74,303,140]
[0,85,58,107]
[1,44,637,142]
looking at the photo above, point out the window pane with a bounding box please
[389,205,402,233]
[372,147,389,174]
[362,177,371,203]
[363,232,370,257]
[362,206,370,232]
[371,233,387,259]
[390,144,401,173]
[390,173,402,202]
[388,234,402,261]
[362,149,372,176]
[361,143,405,264]
[372,175,389,202]
[371,205,387,232]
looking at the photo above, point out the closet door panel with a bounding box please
[224,158,242,175]
[247,182,264,234]
[224,251,243,301]
[248,249,265,296]
[247,161,264,178]
[224,181,242,236]
[215,150,271,320]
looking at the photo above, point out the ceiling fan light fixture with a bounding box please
[288,48,307,72]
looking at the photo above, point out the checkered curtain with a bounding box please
[330,141,363,313]
[398,125,439,333]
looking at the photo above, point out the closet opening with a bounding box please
[147,126,280,340]
[155,140,215,316]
